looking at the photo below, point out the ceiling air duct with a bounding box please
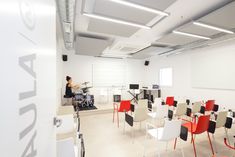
[56,0,76,49]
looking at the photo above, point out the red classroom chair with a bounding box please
[166,96,174,106]
[205,100,215,111]
[113,100,131,127]
[180,115,214,157]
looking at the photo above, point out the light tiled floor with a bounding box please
[80,113,235,157]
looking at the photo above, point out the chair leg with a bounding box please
[212,134,218,153]
[132,126,135,144]
[194,135,197,142]
[174,138,177,150]
[113,109,115,123]
[207,132,215,156]
[192,135,197,157]
[225,128,230,145]
[123,113,126,133]
[191,132,194,143]
[117,112,119,128]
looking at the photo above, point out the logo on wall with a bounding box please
[19,0,36,30]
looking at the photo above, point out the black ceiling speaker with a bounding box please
[144,60,149,66]
[62,55,68,61]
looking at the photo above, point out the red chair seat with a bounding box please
[118,100,131,112]
[182,122,197,133]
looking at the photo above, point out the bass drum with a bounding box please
[74,93,84,102]
[84,94,94,107]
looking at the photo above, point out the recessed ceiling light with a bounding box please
[110,0,169,16]
[173,30,211,40]
[83,13,151,29]
[193,22,234,34]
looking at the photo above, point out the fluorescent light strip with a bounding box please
[101,53,132,58]
[110,0,169,16]
[83,13,151,29]
[173,30,211,40]
[193,22,234,34]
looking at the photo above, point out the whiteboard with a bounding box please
[92,63,126,87]
[191,44,235,90]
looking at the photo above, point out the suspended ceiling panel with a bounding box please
[139,46,172,55]
[198,1,235,30]
[88,19,139,37]
[132,45,172,59]
[177,23,220,37]
[92,0,156,25]
[131,53,152,59]
[111,41,150,54]
[87,0,176,37]
[128,0,177,10]
[155,33,201,46]
[75,36,111,56]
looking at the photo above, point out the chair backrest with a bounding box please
[155,105,169,119]
[113,95,121,102]
[138,99,148,108]
[205,100,215,111]
[166,96,174,106]
[186,99,190,105]
[152,98,162,112]
[175,103,187,116]
[216,111,228,128]
[118,100,131,112]
[173,100,178,107]
[161,119,182,141]
[134,107,149,122]
[194,115,210,134]
[57,138,76,157]
[192,102,202,114]
[153,98,162,107]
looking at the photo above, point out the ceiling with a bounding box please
[60,0,235,59]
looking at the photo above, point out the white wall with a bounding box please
[0,0,57,156]
[145,39,235,109]
[63,54,145,108]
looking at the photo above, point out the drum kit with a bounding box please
[74,82,94,108]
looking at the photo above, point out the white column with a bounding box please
[0,0,56,156]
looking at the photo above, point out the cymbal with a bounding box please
[82,81,90,85]
[82,86,92,89]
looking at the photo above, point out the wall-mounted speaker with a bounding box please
[62,55,67,61]
[144,60,149,66]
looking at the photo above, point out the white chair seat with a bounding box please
[147,128,164,140]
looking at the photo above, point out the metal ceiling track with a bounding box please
[56,0,77,50]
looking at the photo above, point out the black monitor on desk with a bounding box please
[152,84,159,89]
[129,84,139,90]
